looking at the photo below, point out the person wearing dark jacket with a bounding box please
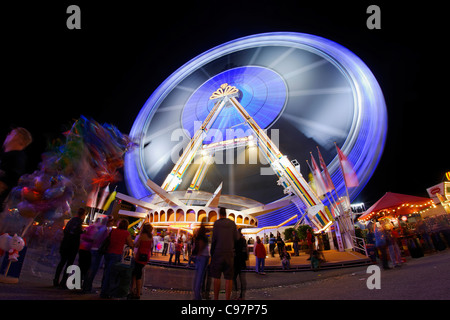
[210,207,239,300]
[276,232,285,257]
[53,208,86,287]
[233,228,248,300]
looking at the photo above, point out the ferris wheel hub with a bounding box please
[209,83,240,100]
[182,66,287,143]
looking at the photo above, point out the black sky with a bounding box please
[2,1,448,208]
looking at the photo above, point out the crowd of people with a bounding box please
[50,206,322,300]
[48,206,249,300]
[0,125,320,301]
[364,216,450,270]
[3,124,449,301]
[368,222,403,270]
[28,199,450,300]
[52,208,152,299]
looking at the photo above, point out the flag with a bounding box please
[336,145,359,188]
[310,153,327,196]
[310,154,327,197]
[96,184,110,210]
[307,172,319,195]
[317,146,335,193]
[102,186,117,211]
[86,184,99,208]
[307,174,323,201]
[324,205,335,220]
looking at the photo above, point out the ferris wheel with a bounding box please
[124,32,387,225]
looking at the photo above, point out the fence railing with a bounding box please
[351,235,368,256]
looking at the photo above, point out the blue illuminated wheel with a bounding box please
[125,32,387,209]
[182,66,287,142]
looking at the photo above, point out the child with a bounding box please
[168,239,175,264]
[254,236,266,274]
[280,247,291,270]
[311,250,320,271]
[175,238,182,265]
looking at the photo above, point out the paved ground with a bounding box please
[1,246,449,301]
[148,248,370,270]
[0,247,368,299]
[143,249,450,300]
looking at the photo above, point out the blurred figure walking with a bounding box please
[192,224,209,300]
[233,228,248,299]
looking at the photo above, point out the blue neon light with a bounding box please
[182,66,286,142]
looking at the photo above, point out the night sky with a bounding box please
[2,1,448,209]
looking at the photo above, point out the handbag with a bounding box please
[121,245,133,265]
[138,253,149,262]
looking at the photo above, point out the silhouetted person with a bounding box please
[233,228,248,299]
[53,208,86,287]
[192,224,210,300]
[210,207,239,300]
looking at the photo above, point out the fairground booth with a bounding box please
[358,189,450,259]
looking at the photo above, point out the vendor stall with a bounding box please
[358,192,444,258]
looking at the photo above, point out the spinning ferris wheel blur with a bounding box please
[124,32,387,222]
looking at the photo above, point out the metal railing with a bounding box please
[351,235,368,256]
